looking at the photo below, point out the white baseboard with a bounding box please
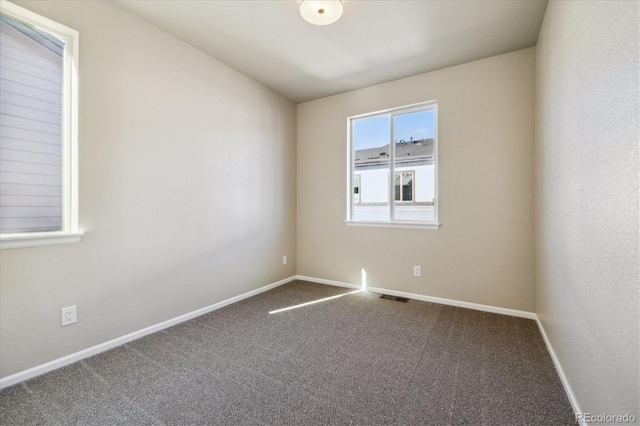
[0,276,297,389]
[296,275,536,319]
[535,317,583,425]
[295,275,362,290]
[1,273,581,426]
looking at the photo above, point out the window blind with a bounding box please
[0,14,64,234]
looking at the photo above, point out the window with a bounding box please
[394,171,413,202]
[0,1,81,249]
[347,101,438,228]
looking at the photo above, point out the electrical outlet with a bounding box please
[61,305,77,326]
[282,255,288,265]
[413,265,421,277]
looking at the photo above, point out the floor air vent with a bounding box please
[379,294,410,303]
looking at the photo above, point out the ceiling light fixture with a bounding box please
[299,0,343,26]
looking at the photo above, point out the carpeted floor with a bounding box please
[0,280,576,425]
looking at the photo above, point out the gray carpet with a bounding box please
[0,280,576,425]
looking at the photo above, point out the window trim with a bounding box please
[346,100,439,229]
[0,1,82,249]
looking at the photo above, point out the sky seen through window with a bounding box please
[353,109,435,150]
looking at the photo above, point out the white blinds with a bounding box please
[0,14,64,234]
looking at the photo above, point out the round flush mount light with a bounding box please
[299,0,343,26]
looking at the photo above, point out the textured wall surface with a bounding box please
[535,0,639,418]
[297,49,536,312]
[1,1,297,377]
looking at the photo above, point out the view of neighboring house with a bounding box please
[353,138,434,222]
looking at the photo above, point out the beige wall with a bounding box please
[297,49,536,312]
[0,1,297,377]
[535,0,639,418]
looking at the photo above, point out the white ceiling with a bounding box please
[115,0,548,103]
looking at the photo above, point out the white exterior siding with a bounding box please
[353,162,435,222]
[407,164,434,202]
[357,167,389,203]
[356,164,434,204]
[353,204,436,222]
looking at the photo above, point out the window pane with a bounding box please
[352,115,390,221]
[393,109,435,221]
[0,13,65,234]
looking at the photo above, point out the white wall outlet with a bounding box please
[282,255,288,265]
[61,305,77,326]
[413,265,421,277]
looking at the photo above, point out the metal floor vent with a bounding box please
[379,294,410,303]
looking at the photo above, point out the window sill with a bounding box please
[0,231,84,250]
[345,221,440,230]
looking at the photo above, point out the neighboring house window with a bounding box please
[347,101,438,228]
[353,174,361,204]
[0,2,81,249]
[394,171,413,202]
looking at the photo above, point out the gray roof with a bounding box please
[354,138,433,166]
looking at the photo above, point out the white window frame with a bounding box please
[0,1,82,249]
[346,100,439,230]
